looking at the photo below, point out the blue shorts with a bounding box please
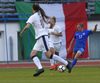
[73,43,86,56]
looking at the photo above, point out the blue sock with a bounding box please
[71,59,77,68]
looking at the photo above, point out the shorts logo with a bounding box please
[81,48,84,52]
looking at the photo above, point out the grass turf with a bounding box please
[0,66,100,83]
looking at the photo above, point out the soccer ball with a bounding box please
[58,65,66,72]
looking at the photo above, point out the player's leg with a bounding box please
[71,47,85,69]
[30,50,44,76]
[49,47,55,70]
[71,51,82,68]
[54,43,61,71]
[45,51,71,73]
[71,46,78,68]
[54,51,59,71]
[42,36,71,73]
[30,50,43,69]
[72,53,76,59]
[31,40,44,77]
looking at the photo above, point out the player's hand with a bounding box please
[95,24,98,28]
[51,32,56,35]
[67,48,71,52]
[20,32,22,37]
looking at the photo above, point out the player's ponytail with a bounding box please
[39,7,50,23]
[33,3,50,23]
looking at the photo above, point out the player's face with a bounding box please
[32,8,35,13]
[50,19,55,25]
[77,25,83,32]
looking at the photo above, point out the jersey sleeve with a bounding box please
[73,32,77,39]
[73,34,76,39]
[87,30,92,35]
[26,15,35,24]
[57,26,62,33]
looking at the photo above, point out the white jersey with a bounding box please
[49,25,62,43]
[26,12,48,39]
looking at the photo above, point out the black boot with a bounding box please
[66,61,72,73]
[33,68,44,77]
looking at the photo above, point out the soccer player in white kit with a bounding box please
[48,17,62,71]
[20,3,71,77]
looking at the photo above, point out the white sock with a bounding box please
[55,60,58,65]
[52,54,68,65]
[33,56,43,69]
[50,59,54,66]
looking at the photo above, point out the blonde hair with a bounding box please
[49,16,56,29]
[78,23,84,27]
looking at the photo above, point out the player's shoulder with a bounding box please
[83,30,90,32]
[54,25,60,29]
[30,13,39,21]
[75,31,79,34]
[29,14,35,19]
[83,30,87,31]
[31,13,38,17]
[55,25,59,27]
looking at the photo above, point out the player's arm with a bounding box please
[20,23,30,37]
[51,26,62,36]
[51,32,62,36]
[92,24,98,32]
[67,38,75,52]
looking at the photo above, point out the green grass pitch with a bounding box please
[0,66,100,83]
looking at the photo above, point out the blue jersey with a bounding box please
[74,30,92,46]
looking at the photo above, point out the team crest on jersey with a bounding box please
[79,35,82,39]
[83,33,85,35]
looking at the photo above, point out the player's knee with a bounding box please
[45,54,50,59]
[46,55,50,59]
[75,51,82,59]
[51,50,54,54]
[30,52,36,58]
[30,54,35,58]
[46,54,53,59]
[50,54,53,59]
[77,51,82,55]
[31,55,37,59]
[30,50,38,58]
[30,53,33,58]
[45,51,52,59]
[50,48,54,54]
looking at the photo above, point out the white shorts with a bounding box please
[33,36,49,52]
[49,41,61,53]
[49,41,54,48]
[53,43,61,52]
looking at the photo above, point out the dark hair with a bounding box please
[49,16,56,29]
[33,3,49,23]
[78,23,84,27]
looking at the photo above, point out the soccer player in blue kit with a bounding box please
[68,23,98,69]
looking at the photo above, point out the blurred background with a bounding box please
[0,0,100,63]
